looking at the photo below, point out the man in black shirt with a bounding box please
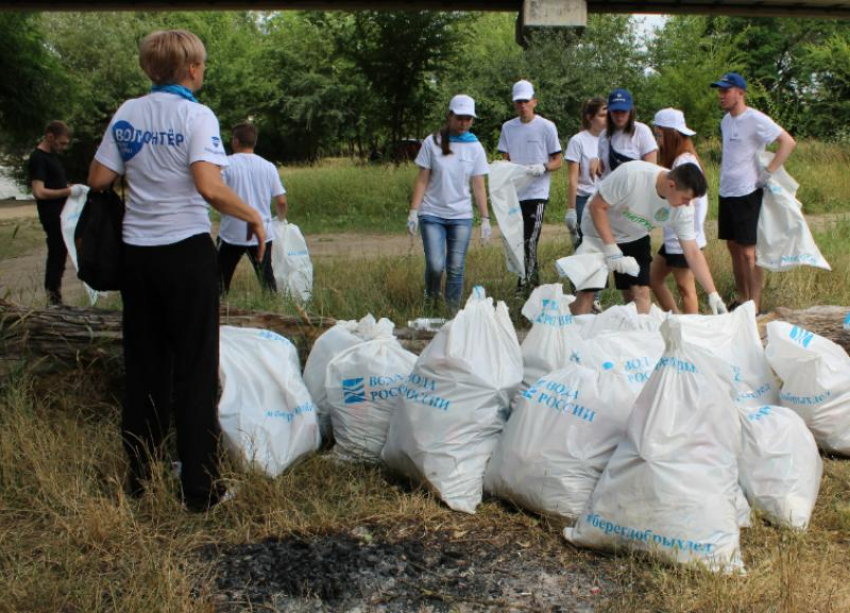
[28,120,79,305]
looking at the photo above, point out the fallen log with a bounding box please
[1,300,847,368]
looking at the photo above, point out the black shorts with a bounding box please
[613,235,652,290]
[718,189,763,246]
[658,244,689,269]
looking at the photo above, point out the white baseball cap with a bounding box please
[449,94,477,117]
[512,79,535,101]
[653,108,696,136]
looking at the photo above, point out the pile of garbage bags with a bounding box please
[217,284,845,574]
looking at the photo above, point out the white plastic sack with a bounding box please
[674,302,778,408]
[580,302,666,339]
[488,161,535,276]
[485,331,663,519]
[738,404,822,529]
[325,318,417,462]
[765,321,850,455]
[756,152,830,272]
[272,219,313,303]
[303,319,360,442]
[555,241,609,292]
[382,287,523,514]
[518,284,581,389]
[59,186,99,305]
[218,326,320,477]
[565,318,746,574]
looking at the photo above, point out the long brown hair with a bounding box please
[432,112,455,156]
[606,107,635,138]
[657,126,700,169]
[581,97,607,130]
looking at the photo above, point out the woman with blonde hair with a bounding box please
[88,30,264,511]
[649,108,709,313]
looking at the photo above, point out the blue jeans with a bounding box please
[575,194,590,248]
[419,215,472,309]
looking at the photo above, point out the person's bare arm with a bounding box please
[589,192,615,244]
[410,167,430,211]
[31,180,72,200]
[567,162,579,211]
[680,238,717,295]
[546,152,563,173]
[191,161,266,258]
[642,150,658,165]
[275,194,288,220]
[767,129,796,172]
[472,175,488,218]
[87,160,119,191]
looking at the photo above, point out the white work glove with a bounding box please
[603,243,640,276]
[756,168,773,189]
[480,218,492,243]
[69,184,86,198]
[708,292,728,315]
[526,163,547,177]
[407,209,419,236]
[565,208,578,231]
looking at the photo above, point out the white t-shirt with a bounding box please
[565,130,600,197]
[662,152,708,253]
[597,122,657,179]
[95,91,229,246]
[497,116,561,200]
[415,134,489,219]
[719,108,782,197]
[580,160,696,245]
[219,153,285,246]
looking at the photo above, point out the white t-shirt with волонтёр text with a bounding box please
[662,152,708,254]
[95,91,229,247]
[414,134,489,220]
[720,108,783,198]
[565,130,600,197]
[597,122,658,179]
[220,153,286,247]
[580,160,696,246]
[497,115,561,201]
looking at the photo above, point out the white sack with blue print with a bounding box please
[303,319,361,443]
[218,326,320,477]
[518,284,581,391]
[324,316,417,463]
[59,185,99,306]
[738,404,822,529]
[765,321,850,455]
[755,152,830,272]
[382,287,523,514]
[485,330,663,520]
[488,161,535,277]
[565,318,746,573]
[272,219,313,303]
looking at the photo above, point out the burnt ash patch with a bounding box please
[200,521,612,613]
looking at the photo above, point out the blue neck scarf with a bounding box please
[151,84,197,103]
[449,132,478,143]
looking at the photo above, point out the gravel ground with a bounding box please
[199,520,614,613]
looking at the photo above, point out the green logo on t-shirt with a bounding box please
[654,208,670,222]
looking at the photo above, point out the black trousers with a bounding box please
[217,238,276,294]
[37,203,67,304]
[120,233,223,510]
[519,198,548,289]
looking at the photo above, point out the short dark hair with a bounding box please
[45,120,71,137]
[668,163,707,198]
[231,122,258,148]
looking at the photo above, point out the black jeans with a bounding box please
[519,198,548,289]
[217,238,276,294]
[120,233,223,510]
[37,203,67,304]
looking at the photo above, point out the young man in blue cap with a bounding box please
[710,72,796,313]
[497,79,562,294]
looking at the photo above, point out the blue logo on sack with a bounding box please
[602,361,614,370]
[212,136,221,148]
[342,378,366,404]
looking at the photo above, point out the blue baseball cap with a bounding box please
[607,88,633,112]
[710,72,747,90]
